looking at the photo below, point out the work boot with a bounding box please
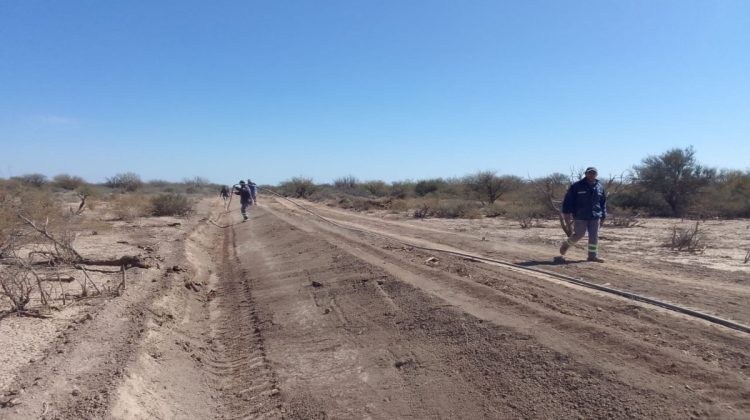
[587,255,605,263]
[559,242,570,256]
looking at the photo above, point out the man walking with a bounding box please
[219,185,230,203]
[559,167,607,262]
[246,179,258,205]
[233,180,254,221]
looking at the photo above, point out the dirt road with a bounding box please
[2,196,748,419]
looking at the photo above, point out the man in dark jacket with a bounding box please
[233,180,254,221]
[559,167,607,262]
[219,185,230,203]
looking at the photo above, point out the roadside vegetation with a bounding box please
[0,173,215,315]
[272,147,750,222]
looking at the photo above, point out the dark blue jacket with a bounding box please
[234,185,253,204]
[562,178,607,220]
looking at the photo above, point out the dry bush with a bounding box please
[410,197,439,219]
[410,199,480,219]
[1,181,60,256]
[504,203,545,229]
[483,203,505,218]
[11,173,48,188]
[0,264,35,311]
[607,207,643,228]
[53,174,86,190]
[106,172,143,192]
[151,193,193,216]
[333,175,358,190]
[413,203,434,219]
[112,193,151,221]
[348,196,393,212]
[432,200,481,219]
[389,199,408,212]
[665,221,705,252]
[279,177,316,198]
[361,180,388,197]
[389,181,415,199]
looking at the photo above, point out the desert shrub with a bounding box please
[413,203,434,219]
[664,221,705,252]
[0,265,34,311]
[333,175,358,191]
[182,176,211,188]
[351,197,393,211]
[279,177,316,198]
[151,193,193,216]
[308,187,336,203]
[361,180,388,197]
[53,174,86,190]
[414,178,445,197]
[505,203,545,229]
[607,207,643,228]
[0,180,60,255]
[389,181,415,199]
[112,193,151,221]
[148,179,171,188]
[106,172,143,192]
[389,199,408,212]
[432,200,482,219]
[462,171,522,204]
[633,147,715,217]
[11,173,48,188]
[483,203,505,218]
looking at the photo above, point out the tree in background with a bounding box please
[12,173,48,188]
[106,172,143,192]
[279,177,316,198]
[333,175,358,191]
[414,178,445,197]
[463,171,522,205]
[633,147,715,217]
[53,174,86,190]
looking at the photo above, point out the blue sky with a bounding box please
[1,0,748,185]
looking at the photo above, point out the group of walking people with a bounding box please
[215,166,607,261]
[220,179,258,222]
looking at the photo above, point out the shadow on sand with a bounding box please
[516,258,586,267]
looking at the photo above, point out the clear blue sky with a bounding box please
[1,0,748,185]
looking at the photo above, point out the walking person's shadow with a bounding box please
[517,258,586,266]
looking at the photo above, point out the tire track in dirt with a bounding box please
[260,199,750,418]
[208,214,281,419]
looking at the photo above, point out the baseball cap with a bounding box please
[585,167,598,174]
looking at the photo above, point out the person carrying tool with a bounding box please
[233,180,254,221]
[558,167,607,262]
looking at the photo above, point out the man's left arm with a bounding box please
[600,187,607,227]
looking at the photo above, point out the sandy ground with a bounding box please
[1,195,748,419]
